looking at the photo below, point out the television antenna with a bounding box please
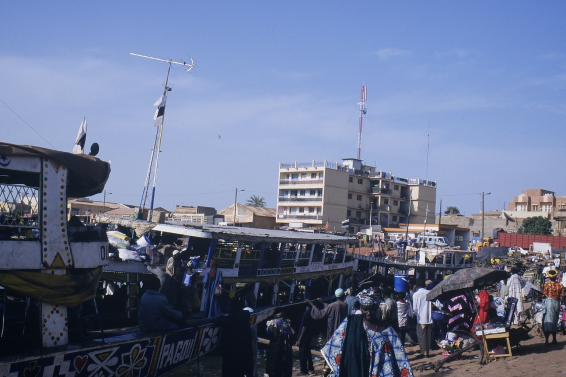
[130,53,195,221]
[356,86,367,160]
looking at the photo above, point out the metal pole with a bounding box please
[233,188,244,226]
[481,192,491,240]
[404,189,412,261]
[234,188,237,226]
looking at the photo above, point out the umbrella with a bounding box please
[427,267,509,301]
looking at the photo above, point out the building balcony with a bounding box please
[279,179,324,186]
[280,160,348,171]
[278,197,323,203]
[368,187,392,195]
[277,214,323,221]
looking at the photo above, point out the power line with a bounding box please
[0,99,55,148]
[438,193,484,197]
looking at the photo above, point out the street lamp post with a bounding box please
[103,190,112,213]
[481,191,491,240]
[234,188,245,226]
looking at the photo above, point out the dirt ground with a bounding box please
[289,326,564,376]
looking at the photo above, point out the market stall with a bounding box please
[426,267,510,370]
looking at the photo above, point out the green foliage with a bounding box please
[444,206,460,215]
[517,216,553,235]
[246,195,266,208]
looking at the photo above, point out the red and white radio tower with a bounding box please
[357,86,367,160]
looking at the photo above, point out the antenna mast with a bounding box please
[131,53,194,221]
[357,86,367,160]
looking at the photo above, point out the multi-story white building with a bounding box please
[276,158,437,233]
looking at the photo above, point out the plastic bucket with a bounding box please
[394,274,409,293]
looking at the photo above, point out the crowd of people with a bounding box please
[264,265,566,377]
[135,249,566,377]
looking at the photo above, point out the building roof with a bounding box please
[104,205,137,216]
[244,206,276,217]
[218,204,276,218]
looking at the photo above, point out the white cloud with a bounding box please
[435,49,475,59]
[373,48,412,61]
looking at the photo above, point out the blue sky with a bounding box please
[1,1,565,217]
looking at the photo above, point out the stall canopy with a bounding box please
[475,247,509,266]
[427,267,509,301]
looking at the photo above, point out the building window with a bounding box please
[290,207,297,214]
[309,207,315,213]
[393,200,398,206]
[291,174,298,180]
[348,193,352,199]
[347,210,351,216]
[394,185,399,190]
[299,207,304,213]
[456,235,464,242]
[299,190,305,196]
[532,205,538,211]
[542,204,552,212]
[317,189,322,197]
[291,190,298,197]
[71,208,80,216]
[517,204,526,211]
[357,178,363,184]
[311,173,317,179]
[349,177,353,183]
[319,172,323,179]
[383,199,389,205]
[355,211,361,218]
[301,173,307,179]
[356,195,362,201]
[317,208,321,215]
[309,189,316,196]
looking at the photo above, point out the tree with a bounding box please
[517,216,553,235]
[444,206,460,215]
[246,195,266,208]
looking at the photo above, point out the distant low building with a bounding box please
[68,198,131,224]
[170,205,217,224]
[218,204,276,229]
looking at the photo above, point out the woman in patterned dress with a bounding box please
[543,269,564,345]
[266,310,295,377]
[321,289,414,377]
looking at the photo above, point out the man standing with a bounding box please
[507,267,525,324]
[412,279,432,357]
[307,288,349,341]
[297,305,315,376]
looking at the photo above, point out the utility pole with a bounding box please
[234,188,244,226]
[481,192,491,240]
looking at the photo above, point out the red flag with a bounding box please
[325,217,329,233]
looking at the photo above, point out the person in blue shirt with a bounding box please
[138,279,182,333]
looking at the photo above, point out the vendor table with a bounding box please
[482,331,512,361]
